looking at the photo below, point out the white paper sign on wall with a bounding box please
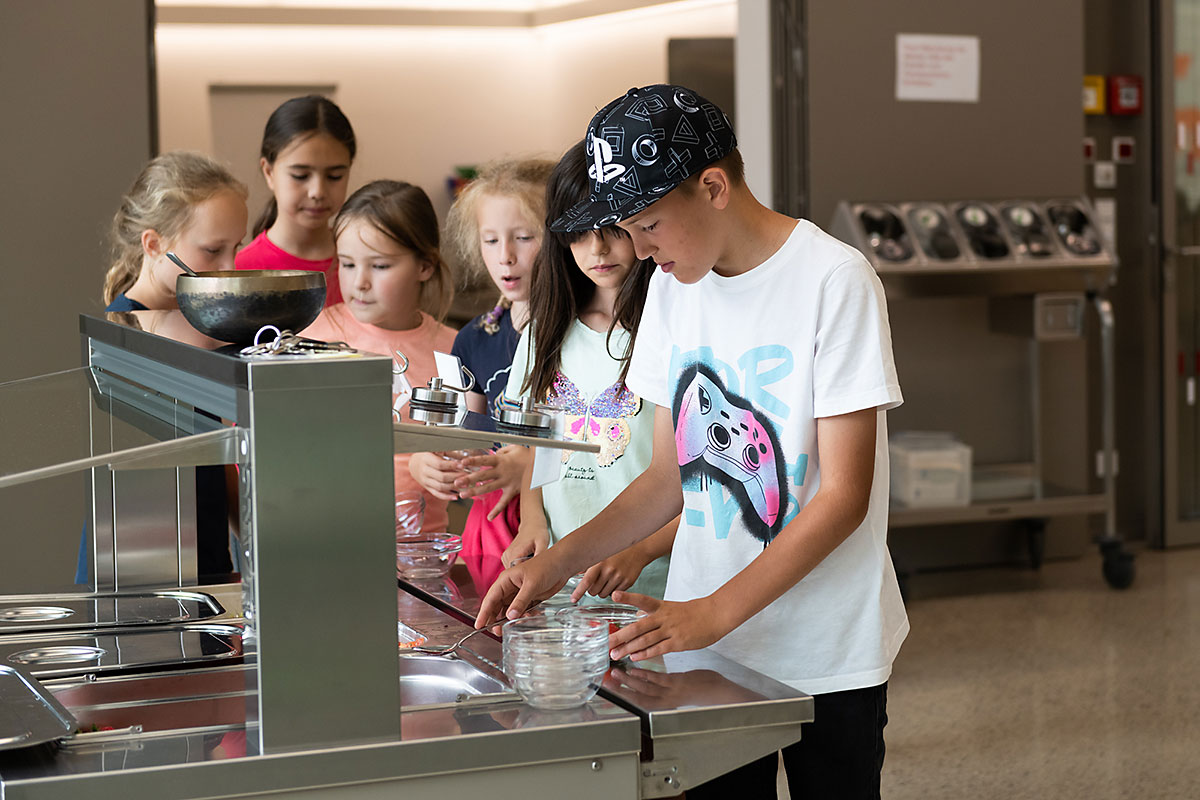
[896,33,980,103]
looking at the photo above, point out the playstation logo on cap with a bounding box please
[550,84,737,233]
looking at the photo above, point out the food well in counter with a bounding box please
[0,591,226,634]
[0,623,243,679]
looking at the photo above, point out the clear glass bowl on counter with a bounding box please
[501,615,609,710]
[556,603,644,633]
[395,491,426,541]
[396,532,462,580]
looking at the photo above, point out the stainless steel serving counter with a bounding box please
[0,573,812,800]
[401,558,815,798]
[0,582,642,800]
[0,318,812,799]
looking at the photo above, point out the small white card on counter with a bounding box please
[530,447,565,489]
[529,409,568,489]
[433,351,465,388]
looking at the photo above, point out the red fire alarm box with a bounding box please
[1108,75,1143,115]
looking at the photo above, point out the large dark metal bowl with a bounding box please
[176,270,326,344]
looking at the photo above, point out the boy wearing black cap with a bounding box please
[478,84,906,798]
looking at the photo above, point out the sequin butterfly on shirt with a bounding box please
[548,373,642,467]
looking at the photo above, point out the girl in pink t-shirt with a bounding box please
[236,95,356,307]
[303,180,457,532]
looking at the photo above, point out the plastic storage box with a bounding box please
[889,432,972,507]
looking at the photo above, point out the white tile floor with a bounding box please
[878,546,1200,799]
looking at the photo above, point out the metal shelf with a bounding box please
[876,263,1114,298]
[394,416,600,455]
[888,483,1107,528]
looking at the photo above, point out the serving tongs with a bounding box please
[409,626,492,657]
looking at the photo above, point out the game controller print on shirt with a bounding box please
[549,372,642,467]
[673,363,787,544]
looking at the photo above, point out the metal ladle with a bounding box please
[165,251,199,277]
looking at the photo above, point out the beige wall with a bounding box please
[156,3,736,224]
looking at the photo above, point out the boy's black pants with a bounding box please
[685,681,888,800]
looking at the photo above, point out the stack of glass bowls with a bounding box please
[502,615,609,709]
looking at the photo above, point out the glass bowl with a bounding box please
[396,532,462,580]
[395,491,426,541]
[502,615,608,710]
[557,603,644,634]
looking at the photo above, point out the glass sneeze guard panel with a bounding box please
[0,366,239,490]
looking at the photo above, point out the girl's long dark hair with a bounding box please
[525,140,654,401]
[253,95,356,237]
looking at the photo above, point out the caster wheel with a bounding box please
[1100,541,1135,590]
[1021,518,1047,570]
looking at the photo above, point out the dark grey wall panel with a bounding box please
[0,0,155,593]
[0,0,155,383]
[806,0,1084,224]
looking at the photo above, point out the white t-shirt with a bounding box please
[506,320,668,598]
[625,219,907,695]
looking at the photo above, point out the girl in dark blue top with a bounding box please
[409,158,555,570]
[83,152,249,584]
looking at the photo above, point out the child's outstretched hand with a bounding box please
[572,548,650,600]
[606,591,728,662]
[475,548,569,628]
[453,445,529,520]
[502,524,548,568]
[408,451,467,501]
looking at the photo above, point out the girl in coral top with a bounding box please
[303,180,456,532]
[236,95,356,307]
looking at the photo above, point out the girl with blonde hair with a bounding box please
[103,150,248,347]
[87,151,248,584]
[409,157,554,571]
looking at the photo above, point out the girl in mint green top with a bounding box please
[501,140,674,599]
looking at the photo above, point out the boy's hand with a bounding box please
[407,451,465,501]
[475,549,568,628]
[607,592,728,662]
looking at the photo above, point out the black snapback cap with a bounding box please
[549,84,737,233]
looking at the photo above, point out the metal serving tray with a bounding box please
[0,623,242,679]
[0,664,78,751]
[0,591,226,634]
[396,654,512,708]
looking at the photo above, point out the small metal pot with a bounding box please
[176,270,326,344]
